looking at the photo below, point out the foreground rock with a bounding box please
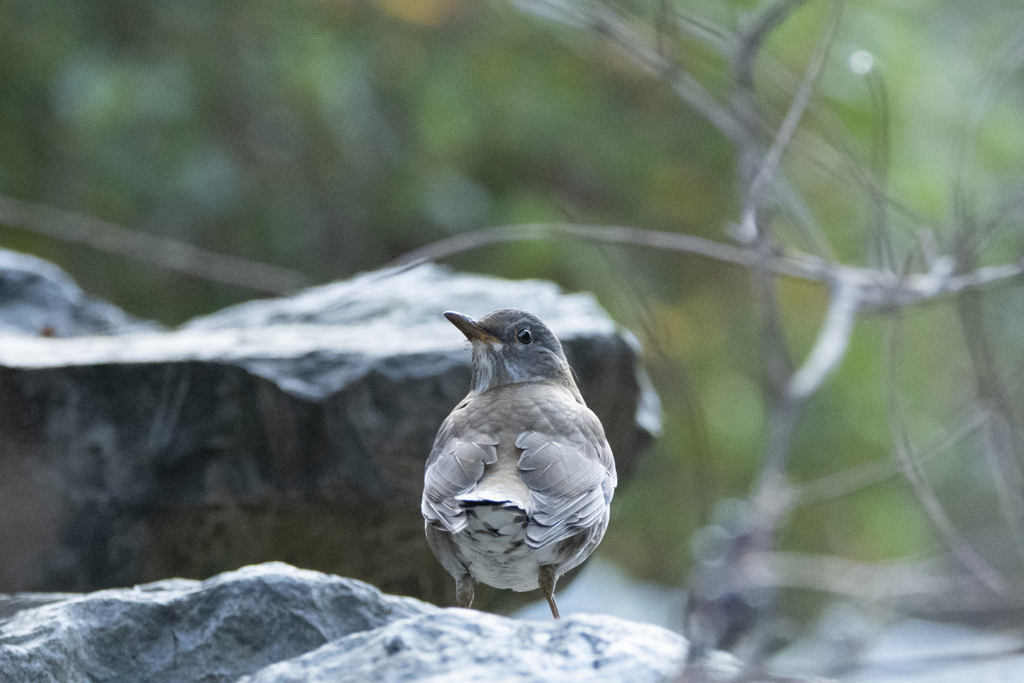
[241,610,690,683]
[0,250,660,611]
[0,564,432,682]
[0,563,754,683]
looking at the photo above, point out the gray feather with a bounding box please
[516,417,616,549]
[422,427,499,533]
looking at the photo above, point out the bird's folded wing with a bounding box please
[421,427,499,533]
[516,419,617,549]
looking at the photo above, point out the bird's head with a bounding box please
[444,308,581,399]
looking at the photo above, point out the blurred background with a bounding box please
[4,0,1024,676]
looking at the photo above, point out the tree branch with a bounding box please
[388,222,1024,309]
[0,194,308,294]
[883,315,1008,595]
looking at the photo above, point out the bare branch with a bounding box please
[957,287,1024,562]
[388,222,1024,308]
[513,0,932,270]
[742,551,962,602]
[863,61,896,273]
[952,17,1024,250]
[981,411,1024,557]
[513,0,749,142]
[787,276,859,400]
[884,316,1008,595]
[732,0,818,209]
[740,0,841,243]
[948,20,1024,566]
[748,274,797,515]
[0,194,308,294]
[795,406,990,506]
[735,0,815,91]
[516,0,882,265]
[733,7,846,560]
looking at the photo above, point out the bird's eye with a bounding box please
[515,328,532,345]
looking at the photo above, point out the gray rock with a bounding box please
[0,248,157,336]
[0,254,659,612]
[239,610,691,683]
[1,563,830,683]
[0,563,433,683]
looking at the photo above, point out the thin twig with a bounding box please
[952,18,1024,255]
[0,194,309,294]
[677,2,904,260]
[741,551,961,601]
[883,314,1008,595]
[735,0,815,91]
[864,61,896,273]
[520,0,891,265]
[677,4,843,259]
[787,276,860,400]
[517,0,927,268]
[741,0,841,240]
[387,222,1024,308]
[795,406,991,506]
[692,3,841,661]
[514,0,749,142]
[956,285,1024,562]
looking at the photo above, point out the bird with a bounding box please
[421,307,617,618]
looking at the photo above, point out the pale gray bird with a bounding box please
[421,308,617,618]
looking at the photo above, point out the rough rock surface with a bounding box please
[240,610,690,683]
[0,250,660,612]
[0,563,760,683]
[0,563,432,683]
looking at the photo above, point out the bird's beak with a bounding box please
[444,311,501,345]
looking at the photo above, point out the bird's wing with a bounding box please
[421,421,499,534]
[516,410,617,548]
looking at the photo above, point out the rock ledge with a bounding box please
[0,562,724,683]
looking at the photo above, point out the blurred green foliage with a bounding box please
[3,0,1024,628]
[0,0,734,320]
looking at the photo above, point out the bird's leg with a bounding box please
[455,573,475,609]
[539,565,560,619]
